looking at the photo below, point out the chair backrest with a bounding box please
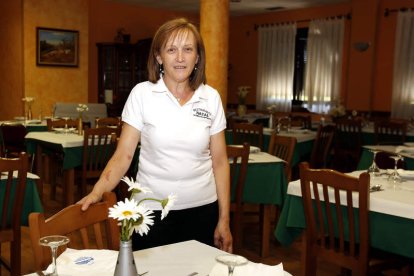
[0,123,27,158]
[46,118,79,131]
[29,192,120,271]
[232,122,264,150]
[310,124,336,169]
[227,143,249,251]
[268,134,297,182]
[81,127,118,196]
[0,152,28,276]
[289,114,312,129]
[95,117,122,137]
[299,162,370,276]
[332,118,363,172]
[374,119,407,145]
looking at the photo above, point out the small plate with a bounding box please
[404,142,414,147]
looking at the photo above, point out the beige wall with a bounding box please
[0,0,24,120]
[23,0,89,119]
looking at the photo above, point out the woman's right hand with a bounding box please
[78,191,102,211]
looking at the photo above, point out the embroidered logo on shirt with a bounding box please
[193,108,211,120]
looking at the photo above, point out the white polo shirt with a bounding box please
[122,78,226,210]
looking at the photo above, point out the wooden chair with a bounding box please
[46,118,79,131]
[232,122,264,150]
[332,117,363,172]
[268,133,297,182]
[227,143,249,252]
[95,117,122,137]
[289,114,312,129]
[374,119,407,145]
[95,117,121,128]
[309,124,336,169]
[80,127,118,197]
[0,123,27,158]
[299,162,412,275]
[29,192,119,271]
[0,152,28,276]
[299,162,370,275]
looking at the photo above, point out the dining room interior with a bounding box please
[1,0,414,275]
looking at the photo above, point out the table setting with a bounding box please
[27,240,290,276]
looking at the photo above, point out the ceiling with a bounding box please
[111,0,349,16]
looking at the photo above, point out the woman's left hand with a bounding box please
[214,220,233,253]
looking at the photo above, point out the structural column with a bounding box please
[200,0,229,109]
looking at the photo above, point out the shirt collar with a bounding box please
[150,77,209,103]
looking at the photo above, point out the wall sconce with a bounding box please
[353,42,371,52]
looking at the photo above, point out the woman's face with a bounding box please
[156,30,199,86]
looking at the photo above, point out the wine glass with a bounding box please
[367,149,381,177]
[39,235,70,276]
[215,254,248,276]
[62,117,70,134]
[388,155,403,187]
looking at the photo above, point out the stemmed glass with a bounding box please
[215,254,248,276]
[62,117,70,134]
[388,155,403,187]
[39,235,70,276]
[367,149,381,177]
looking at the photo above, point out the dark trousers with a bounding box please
[132,201,218,250]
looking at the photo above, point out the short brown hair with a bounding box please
[147,18,206,90]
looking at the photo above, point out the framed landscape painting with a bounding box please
[36,27,79,67]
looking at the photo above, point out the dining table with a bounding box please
[226,128,316,167]
[25,131,84,206]
[274,169,414,259]
[25,240,290,276]
[357,144,414,170]
[0,172,43,226]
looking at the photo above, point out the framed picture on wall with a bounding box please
[36,27,79,67]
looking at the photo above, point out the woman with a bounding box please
[79,18,232,253]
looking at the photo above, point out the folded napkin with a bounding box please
[209,261,285,276]
[395,146,414,153]
[44,248,118,276]
[397,169,414,180]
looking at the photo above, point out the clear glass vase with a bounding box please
[113,240,138,276]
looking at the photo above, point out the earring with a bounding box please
[194,64,198,71]
[159,64,164,75]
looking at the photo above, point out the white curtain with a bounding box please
[391,11,414,119]
[302,18,344,113]
[256,23,296,111]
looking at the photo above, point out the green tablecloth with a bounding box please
[357,148,414,170]
[0,178,43,226]
[239,161,287,205]
[275,194,414,258]
[26,139,83,170]
[362,132,414,145]
[225,131,314,167]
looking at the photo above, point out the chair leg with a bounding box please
[11,239,21,276]
[301,233,317,276]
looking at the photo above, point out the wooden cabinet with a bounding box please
[97,39,151,117]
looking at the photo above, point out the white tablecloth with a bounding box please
[287,170,414,219]
[25,240,291,276]
[263,128,316,143]
[25,131,83,148]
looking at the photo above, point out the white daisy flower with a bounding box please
[108,198,140,221]
[130,204,155,236]
[121,176,153,194]
[161,194,177,220]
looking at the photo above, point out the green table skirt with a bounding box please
[357,148,414,170]
[275,194,414,258]
[238,161,287,205]
[0,178,43,226]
